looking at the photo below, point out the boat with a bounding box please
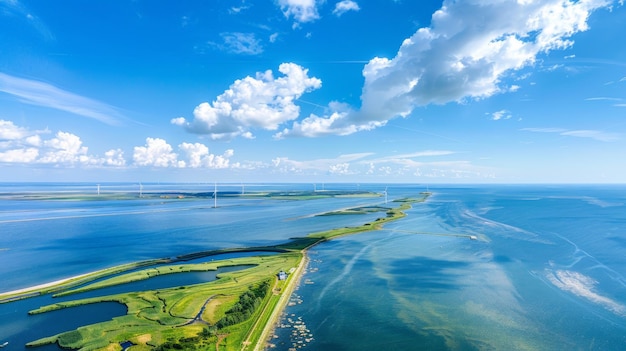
[0,341,9,348]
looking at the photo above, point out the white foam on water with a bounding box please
[546,269,626,317]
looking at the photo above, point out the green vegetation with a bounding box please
[216,281,270,329]
[0,189,381,203]
[16,192,429,351]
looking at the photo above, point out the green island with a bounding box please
[0,191,430,351]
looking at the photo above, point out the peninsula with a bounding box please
[1,192,430,351]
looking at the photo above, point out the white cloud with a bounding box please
[333,0,360,16]
[278,0,320,25]
[491,110,512,121]
[0,119,127,166]
[278,0,613,137]
[269,32,279,43]
[0,148,39,163]
[272,153,372,173]
[521,127,567,133]
[133,138,182,168]
[103,149,126,167]
[39,131,89,164]
[328,162,351,174]
[561,129,620,142]
[362,150,495,179]
[173,63,322,140]
[229,3,250,14]
[178,142,234,169]
[0,120,236,169]
[585,97,622,101]
[522,127,619,142]
[0,0,54,41]
[218,32,263,55]
[0,73,124,126]
[0,119,32,140]
[268,150,494,179]
[370,150,456,161]
[132,138,237,169]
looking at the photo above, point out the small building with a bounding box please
[277,270,287,281]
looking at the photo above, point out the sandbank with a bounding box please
[0,272,92,299]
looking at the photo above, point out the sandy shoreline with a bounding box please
[0,272,93,299]
[252,251,309,351]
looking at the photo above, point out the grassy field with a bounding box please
[18,192,429,351]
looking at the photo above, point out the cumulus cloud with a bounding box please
[103,149,126,167]
[0,73,124,126]
[172,63,322,140]
[132,138,235,169]
[333,0,360,16]
[0,119,126,166]
[0,147,39,163]
[328,162,351,174]
[39,131,89,164]
[277,0,613,137]
[0,120,237,169]
[178,142,234,168]
[0,119,34,140]
[133,138,182,168]
[278,0,320,25]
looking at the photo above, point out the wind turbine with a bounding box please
[139,182,143,198]
[383,187,388,204]
[213,182,217,208]
[97,184,100,195]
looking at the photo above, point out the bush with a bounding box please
[215,280,270,329]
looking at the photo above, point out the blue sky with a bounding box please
[1,0,625,184]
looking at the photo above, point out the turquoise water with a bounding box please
[272,185,626,350]
[1,184,625,350]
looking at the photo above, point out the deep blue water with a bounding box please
[272,185,626,351]
[1,184,625,350]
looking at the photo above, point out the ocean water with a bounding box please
[272,185,626,351]
[1,184,625,350]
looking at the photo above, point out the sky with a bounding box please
[1,0,625,184]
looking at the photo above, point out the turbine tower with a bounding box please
[383,187,388,204]
[213,182,217,208]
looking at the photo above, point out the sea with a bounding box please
[1,183,625,351]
